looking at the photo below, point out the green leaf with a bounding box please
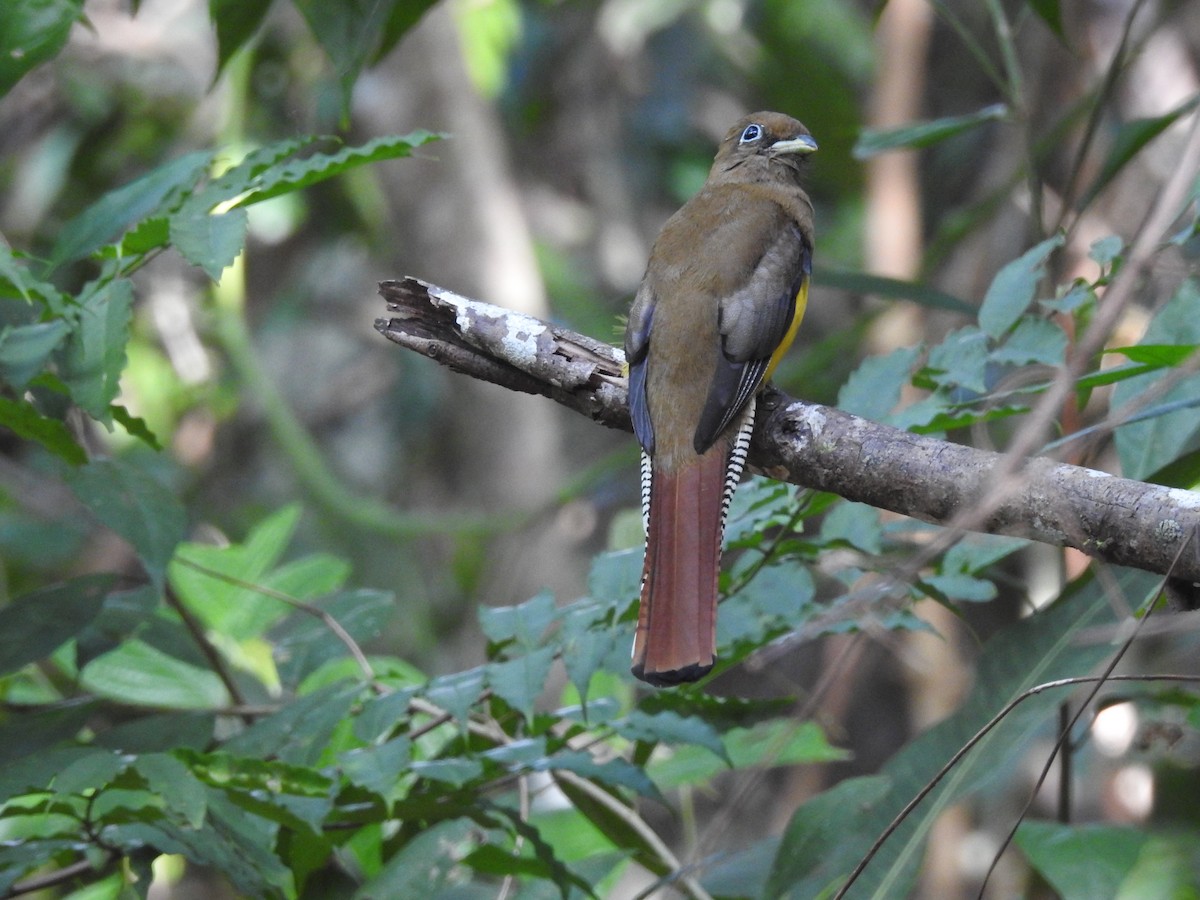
[423,668,486,725]
[925,325,989,393]
[487,645,557,721]
[941,534,1027,574]
[47,150,213,271]
[53,749,129,795]
[0,0,84,97]
[1014,822,1149,900]
[1110,344,1199,367]
[291,0,397,117]
[55,278,134,420]
[479,590,557,651]
[989,316,1068,366]
[616,710,729,764]
[1025,0,1066,41]
[232,131,444,208]
[921,572,997,603]
[66,458,187,588]
[838,346,921,421]
[408,757,484,787]
[80,639,230,709]
[136,753,208,828]
[819,501,883,555]
[978,234,1065,339]
[110,402,162,449]
[0,318,69,386]
[375,0,441,62]
[270,588,395,687]
[222,681,364,766]
[768,567,1160,898]
[340,737,412,797]
[548,751,661,800]
[169,504,309,636]
[559,601,619,705]
[208,0,274,75]
[1079,96,1200,211]
[0,395,86,464]
[354,818,475,897]
[1113,280,1200,479]
[814,268,973,314]
[853,104,1007,158]
[0,574,113,676]
[169,206,247,281]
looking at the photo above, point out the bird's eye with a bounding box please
[739,124,763,144]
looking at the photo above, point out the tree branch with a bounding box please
[375,277,1200,583]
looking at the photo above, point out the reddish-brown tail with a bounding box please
[631,446,728,686]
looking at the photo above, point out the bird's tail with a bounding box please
[631,445,728,686]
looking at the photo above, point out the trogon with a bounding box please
[625,112,817,686]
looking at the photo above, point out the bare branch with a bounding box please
[375,277,1200,583]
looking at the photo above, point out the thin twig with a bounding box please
[164,583,249,717]
[174,556,377,686]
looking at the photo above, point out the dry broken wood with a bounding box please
[376,276,1200,584]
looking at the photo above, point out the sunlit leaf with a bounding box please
[80,640,230,709]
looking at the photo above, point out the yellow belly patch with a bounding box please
[764,278,808,380]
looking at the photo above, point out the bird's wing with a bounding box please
[625,280,657,454]
[694,208,812,454]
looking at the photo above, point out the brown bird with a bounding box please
[625,112,817,686]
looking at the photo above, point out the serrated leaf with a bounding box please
[0,395,86,464]
[270,588,394,687]
[549,751,661,800]
[1079,96,1200,211]
[66,458,186,588]
[854,104,1007,159]
[838,346,921,420]
[0,574,113,676]
[291,0,396,116]
[559,602,618,705]
[136,753,208,828]
[340,737,412,797]
[616,710,728,764]
[355,818,475,897]
[80,640,230,709]
[55,278,133,420]
[926,325,989,393]
[423,668,486,726]
[110,402,162,449]
[978,235,1065,338]
[487,645,556,721]
[989,316,1068,366]
[409,757,484,787]
[479,590,557,650]
[819,501,883,555]
[0,318,69,386]
[0,0,84,97]
[232,132,444,208]
[209,0,274,74]
[222,681,364,766]
[47,150,213,271]
[169,206,247,281]
[586,548,643,606]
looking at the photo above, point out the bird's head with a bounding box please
[712,112,817,182]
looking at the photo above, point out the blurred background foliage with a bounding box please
[2,0,1200,897]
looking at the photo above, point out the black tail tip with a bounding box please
[631,660,715,687]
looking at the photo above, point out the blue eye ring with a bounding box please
[739,123,763,144]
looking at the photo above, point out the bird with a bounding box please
[625,111,817,686]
